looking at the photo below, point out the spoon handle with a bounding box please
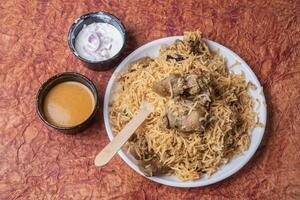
[94,102,152,167]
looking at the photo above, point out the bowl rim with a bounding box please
[36,72,99,131]
[67,11,127,64]
[103,36,267,187]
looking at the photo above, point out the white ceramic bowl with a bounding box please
[103,36,267,187]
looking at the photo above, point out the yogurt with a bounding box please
[75,23,123,61]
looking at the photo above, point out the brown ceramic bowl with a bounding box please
[36,72,99,133]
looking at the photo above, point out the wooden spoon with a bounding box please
[94,102,152,167]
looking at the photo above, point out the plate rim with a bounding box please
[103,36,267,188]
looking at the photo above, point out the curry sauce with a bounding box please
[43,81,95,127]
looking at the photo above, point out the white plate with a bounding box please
[103,36,267,187]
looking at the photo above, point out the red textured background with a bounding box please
[0,1,300,199]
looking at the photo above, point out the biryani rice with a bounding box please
[109,31,258,181]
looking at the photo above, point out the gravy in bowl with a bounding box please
[43,81,95,128]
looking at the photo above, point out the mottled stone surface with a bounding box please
[0,0,300,199]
